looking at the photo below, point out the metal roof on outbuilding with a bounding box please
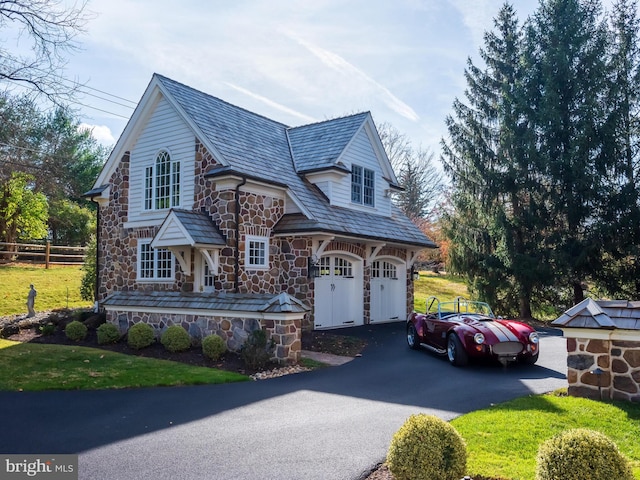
[102,291,309,314]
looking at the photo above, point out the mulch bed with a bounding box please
[1,309,367,376]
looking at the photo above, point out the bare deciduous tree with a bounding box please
[377,121,444,221]
[0,0,90,102]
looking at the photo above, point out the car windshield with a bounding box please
[426,296,495,319]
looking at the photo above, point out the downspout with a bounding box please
[90,196,101,312]
[235,176,247,293]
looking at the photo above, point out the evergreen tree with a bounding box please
[597,0,640,297]
[523,0,609,305]
[442,3,544,317]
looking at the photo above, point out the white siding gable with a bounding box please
[330,128,392,217]
[127,95,196,225]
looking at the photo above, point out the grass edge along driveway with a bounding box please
[0,339,249,391]
[452,392,640,480]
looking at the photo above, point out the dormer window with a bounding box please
[351,164,375,207]
[144,149,180,210]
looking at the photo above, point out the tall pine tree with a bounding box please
[523,0,609,305]
[442,3,546,317]
[597,0,640,297]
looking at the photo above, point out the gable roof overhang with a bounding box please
[151,209,226,275]
[92,75,229,190]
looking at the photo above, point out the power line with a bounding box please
[2,71,137,119]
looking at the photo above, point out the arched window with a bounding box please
[144,150,180,210]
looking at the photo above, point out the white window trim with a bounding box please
[143,148,181,211]
[245,235,269,270]
[137,239,175,282]
[351,164,375,207]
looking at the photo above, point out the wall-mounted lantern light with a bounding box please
[590,367,604,400]
[411,265,420,282]
[308,255,320,279]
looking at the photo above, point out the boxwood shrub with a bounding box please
[202,334,226,360]
[97,323,121,345]
[160,325,191,353]
[535,428,634,480]
[127,323,155,350]
[387,414,467,480]
[65,320,88,342]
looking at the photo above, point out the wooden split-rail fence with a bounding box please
[0,242,87,268]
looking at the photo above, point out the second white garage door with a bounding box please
[370,259,407,323]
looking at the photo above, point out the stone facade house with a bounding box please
[86,74,435,363]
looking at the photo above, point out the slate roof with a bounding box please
[169,209,226,246]
[102,291,309,314]
[552,298,640,330]
[287,113,370,173]
[154,74,435,248]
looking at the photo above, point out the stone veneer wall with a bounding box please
[108,309,301,364]
[566,337,640,403]
[98,139,415,336]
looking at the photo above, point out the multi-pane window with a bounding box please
[246,235,268,269]
[319,256,331,276]
[351,164,375,207]
[144,150,180,210]
[138,241,173,280]
[318,257,354,277]
[203,262,215,288]
[372,261,397,279]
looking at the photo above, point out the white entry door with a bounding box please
[370,260,406,323]
[314,256,363,329]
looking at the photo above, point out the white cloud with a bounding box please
[79,123,115,145]
[290,35,420,122]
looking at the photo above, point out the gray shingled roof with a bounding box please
[156,74,435,249]
[169,209,226,246]
[102,291,309,314]
[552,298,640,330]
[288,113,370,173]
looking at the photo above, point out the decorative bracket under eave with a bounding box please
[311,235,335,258]
[198,247,220,275]
[168,247,193,275]
[406,249,419,268]
[366,242,386,263]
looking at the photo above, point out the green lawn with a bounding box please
[413,271,469,312]
[0,339,248,390]
[451,391,640,480]
[0,264,91,316]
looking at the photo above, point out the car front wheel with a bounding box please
[522,352,539,365]
[447,334,468,367]
[407,323,419,350]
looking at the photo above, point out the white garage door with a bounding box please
[370,260,407,323]
[314,255,363,329]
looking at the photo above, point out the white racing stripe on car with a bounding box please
[486,321,519,342]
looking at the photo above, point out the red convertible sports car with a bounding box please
[407,296,539,366]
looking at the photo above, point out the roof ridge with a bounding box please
[287,111,370,132]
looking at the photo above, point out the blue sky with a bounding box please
[9,1,557,156]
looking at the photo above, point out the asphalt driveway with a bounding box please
[0,322,567,480]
